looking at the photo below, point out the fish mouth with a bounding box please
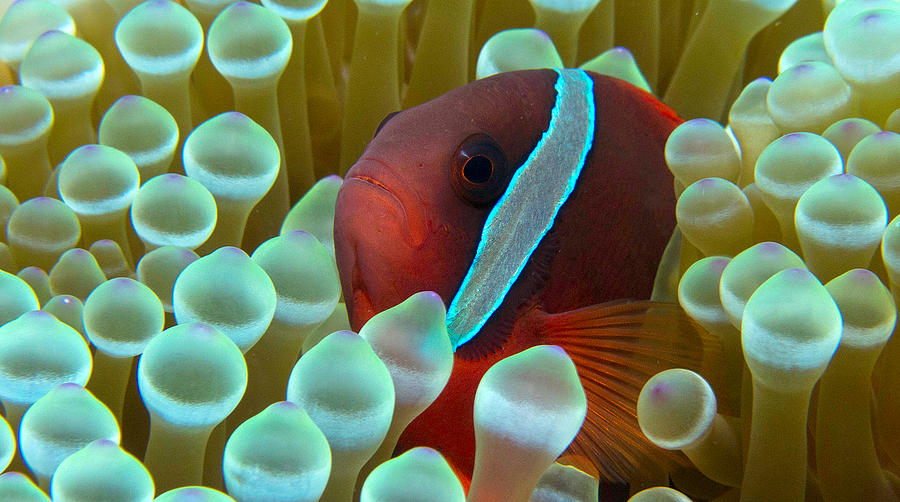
[350,254,377,329]
[346,157,427,248]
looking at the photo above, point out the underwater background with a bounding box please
[0,0,897,500]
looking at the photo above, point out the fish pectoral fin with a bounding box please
[537,300,724,485]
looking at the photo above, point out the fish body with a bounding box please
[334,68,709,483]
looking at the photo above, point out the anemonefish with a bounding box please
[333,68,718,486]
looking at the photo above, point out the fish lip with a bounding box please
[347,157,427,248]
[349,253,376,329]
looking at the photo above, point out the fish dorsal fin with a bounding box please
[534,300,723,484]
[447,68,596,349]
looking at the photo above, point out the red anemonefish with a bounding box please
[333,68,718,486]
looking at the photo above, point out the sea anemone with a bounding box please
[0,0,896,500]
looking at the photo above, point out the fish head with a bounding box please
[334,70,558,330]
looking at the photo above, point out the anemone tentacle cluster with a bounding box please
[0,0,896,501]
[649,1,900,499]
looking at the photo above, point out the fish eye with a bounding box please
[373,111,400,137]
[452,134,509,207]
[462,155,493,184]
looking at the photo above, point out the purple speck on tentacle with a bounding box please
[783,268,809,282]
[696,178,718,189]
[829,173,855,185]
[758,241,783,254]
[37,30,65,41]
[190,323,219,340]
[162,173,186,185]
[420,291,443,304]
[547,345,567,356]
[709,258,729,275]
[112,277,136,290]
[650,381,670,404]
[330,330,358,341]
[862,12,883,26]
[93,438,117,448]
[287,230,313,240]
[850,268,875,283]
[534,29,552,41]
